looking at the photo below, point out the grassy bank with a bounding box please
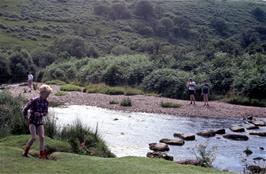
[0,135,230,174]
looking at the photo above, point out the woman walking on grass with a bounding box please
[22,84,52,159]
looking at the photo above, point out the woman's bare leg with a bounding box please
[26,124,37,147]
[37,125,45,152]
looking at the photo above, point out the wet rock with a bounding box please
[173,133,196,141]
[215,129,226,134]
[230,125,245,132]
[252,120,266,127]
[223,134,249,141]
[247,165,266,174]
[146,151,173,161]
[246,124,259,130]
[176,159,201,166]
[197,130,216,138]
[253,157,266,161]
[113,118,119,121]
[149,143,169,151]
[243,148,253,156]
[249,131,266,137]
[259,147,264,151]
[159,138,185,146]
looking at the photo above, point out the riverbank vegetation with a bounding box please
[0,0,266,107]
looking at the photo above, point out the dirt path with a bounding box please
[5,83,266,119]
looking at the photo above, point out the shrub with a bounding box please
[44,115,58,139]
[120,98,132,107]
[160,102,181,108]
[54,91,66,96]
[32,49,56,67]
[109,100,119,105]
[252,7,265,22]
[111,45,132,56]
[0,54,11,83]
[45,80,66,85]
[110,3,131,20]
[142,69,189,99]
[193,142,217,168]
[134,0,154,20]
[59,120,115,157]
[225,96,266,107]
[60,84,82,91]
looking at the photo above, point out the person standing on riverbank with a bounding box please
[27,72,33,92]
[22,84,52,159]
[201,80,210,107]
[187,78,196,105]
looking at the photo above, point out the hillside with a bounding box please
[0,0,266,106]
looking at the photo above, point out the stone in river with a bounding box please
[146,151,173,161]
[249,131,266,137]
[159,138,185,146]
[223,134,249,141]
[176,159,201,166]
[149,143,169,151]
[215,129,226,134]
[252,120,266,127]
[197,130,216,138]
[173,132,196,141]
[246,124,259,130]
[230,125,245,132]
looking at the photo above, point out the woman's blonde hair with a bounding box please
[39,84,53,93]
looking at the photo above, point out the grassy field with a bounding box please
[0,135,231,174]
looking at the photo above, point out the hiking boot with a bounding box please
[39,151,48,160]
[22,146,30,157]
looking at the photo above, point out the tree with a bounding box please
[110,3,131,20]
[9,49,35,81]
[134,0,154,20]
[93,4,111,18]
[54,36,88,58]
[210,18,228,36]
[252,7,265,22]
[32,49,56,67]
[142,69,189,98]
[0,54,10,83]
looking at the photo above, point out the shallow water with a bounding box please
[50,105,266,173]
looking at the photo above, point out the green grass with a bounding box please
[54,91,66,96]
[160,102,181,108]
[120,98,132,107]
[60,84,82,92]
[84,84,144,96]
[46,80,66,86]
[0,136,230,174]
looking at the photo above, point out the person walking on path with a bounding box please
[187,78,196,105]
[201,80,210,107]
[22,84,52,159]
[27,72,34,92]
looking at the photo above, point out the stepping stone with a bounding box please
[173,133,196,141]
[197,130,216,138]
[230,125,245,132]
[215,129,226,134]
[252,120,266,127]
[159,138,185,146]
[149,143,169,151]
[246,124,259,130]
[249,131,266,137]
[223,134,249,141]
[147,152,173,161]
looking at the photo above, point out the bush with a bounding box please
[45,80,66,85]
[160,102,181,108]
[109,100,119,105]
[225,96,266,107]
[60,84,82,91]
[54,91,66,96]
[252,7,265,22]
[193,142,217,168]
[134,0,154,20]
[111,45,132,56]
[142,69,189,99]
[0,54,11,83]
[32,49,56,68]
[0,92,28,137]
[120,98,132,107]
[59,120,115,157]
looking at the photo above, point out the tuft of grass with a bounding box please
[60,84,82,92]
[54,91,66,96]
[46,80,66,86]
[160,101,181,108]
[225,96,266,107]
[120,98,132,107]
[109,100,119,105]
[84,84,143,96]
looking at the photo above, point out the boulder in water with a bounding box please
[197,130,216,138]
[215,129,226,134]
[176,159,201,166]
[223,134,249,141]
[252,120,266,127]
[249,131,266,137]
[173,133,196,141]
[246,124,259,130]
[159,138,185,146]
[230,125,245,132]
[149,143,169,151]
[147,151,173,161]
